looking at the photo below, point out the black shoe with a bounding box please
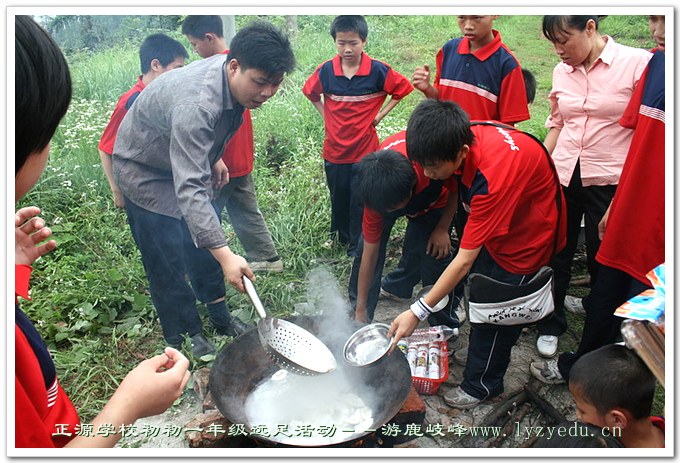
[190,333,216,357]
[213,318,249,337]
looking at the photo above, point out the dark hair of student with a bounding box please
[15,15,72,175]
[330,15,368,41]
[181,15,224,39]
[228,21,296,78]
[522,68,537,105]
[542,15,607,43]
[405,99,474,166]
[139,33,189,74]
[357,149,416,214]
[569,344,657,420]
[533,421,624,448]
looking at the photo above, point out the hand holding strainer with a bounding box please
[242,276,337,376]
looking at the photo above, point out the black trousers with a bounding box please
[557,264,651,381]
[538,163,616,336]
[324,160,363,256]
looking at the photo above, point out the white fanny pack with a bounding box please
[466,266,555,326]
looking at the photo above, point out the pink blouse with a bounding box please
[546,36,651,186]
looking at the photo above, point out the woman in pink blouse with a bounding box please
[533,16,651,361]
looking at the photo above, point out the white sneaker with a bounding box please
[250,259,284,272]
[379,288,409,302]
[530,359,565,384]
[536,335,558,358]
[564,295,585,315]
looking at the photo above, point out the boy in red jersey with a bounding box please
[99,33,188,208]
[531,14,665,386]
[182,15,283,273]
[412,15,529,125]
[15,16,189,448]
[303,15,413,256]
[388,99,565,410]
[348,133,456,324]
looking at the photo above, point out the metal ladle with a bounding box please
[242,276,337,376]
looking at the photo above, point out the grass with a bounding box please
[19,14,663,425]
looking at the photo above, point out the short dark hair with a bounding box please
[533,421,623,448]
[406,99,474,166]
[357,149,416,214]
[330,15,368,41]
[228,21,296,78]
[570,344,657,420]
[15,15,72,175]
[521,68,537,105]
[542,15,606,43]
[181,15,224,39]
[139,33,188,74]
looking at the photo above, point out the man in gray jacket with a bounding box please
[113,21,295,356]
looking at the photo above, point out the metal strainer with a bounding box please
[242,276,337,376]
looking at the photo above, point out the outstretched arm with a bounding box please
[65,347,190,448]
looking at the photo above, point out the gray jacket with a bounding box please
[113,54,244,249]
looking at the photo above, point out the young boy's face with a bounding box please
[158,57,186,73]
[456,15,498,47]
[16,144,50,201]
[186,33,220,59]
[570,384,608,429]
[420,145,468,181]
[334,31,366,66]
[227,59,284,110]
[649,15,665,52]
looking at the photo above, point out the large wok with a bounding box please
[209,316,412,447]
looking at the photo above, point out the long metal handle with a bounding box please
[242,275,267,320]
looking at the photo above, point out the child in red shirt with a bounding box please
[98,34,188,208]
[15,16,189,449]
[303,15,413,256]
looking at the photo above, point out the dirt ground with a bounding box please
[369,296,578,449]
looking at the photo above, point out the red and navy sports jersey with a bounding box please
[98,77,146,155]
[435,30,530,124]
[15,265,80,447]
[457,123,566,274]
[302,52,413,164]
[362,131,449,244]
[597,50,665,284]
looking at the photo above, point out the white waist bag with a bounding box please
[466,266,555,326]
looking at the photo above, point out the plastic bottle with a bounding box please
[427,342,441,379]
[406,345,418,375]
[407,325,459,344]
[414,344,428,377]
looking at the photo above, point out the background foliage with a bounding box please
[19,14,657,422]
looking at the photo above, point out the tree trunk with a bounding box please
[285,15,298,38]
[221,15,236,46]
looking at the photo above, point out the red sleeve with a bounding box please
[433,47,445,90]
[384,68,414,100]
[362,207,385,244]
[498,66,530,124]
[15,327,80,448]
[15,264,32,300]
[98,103,128,155]
[620,65,649,129]
[302,65,324,102]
